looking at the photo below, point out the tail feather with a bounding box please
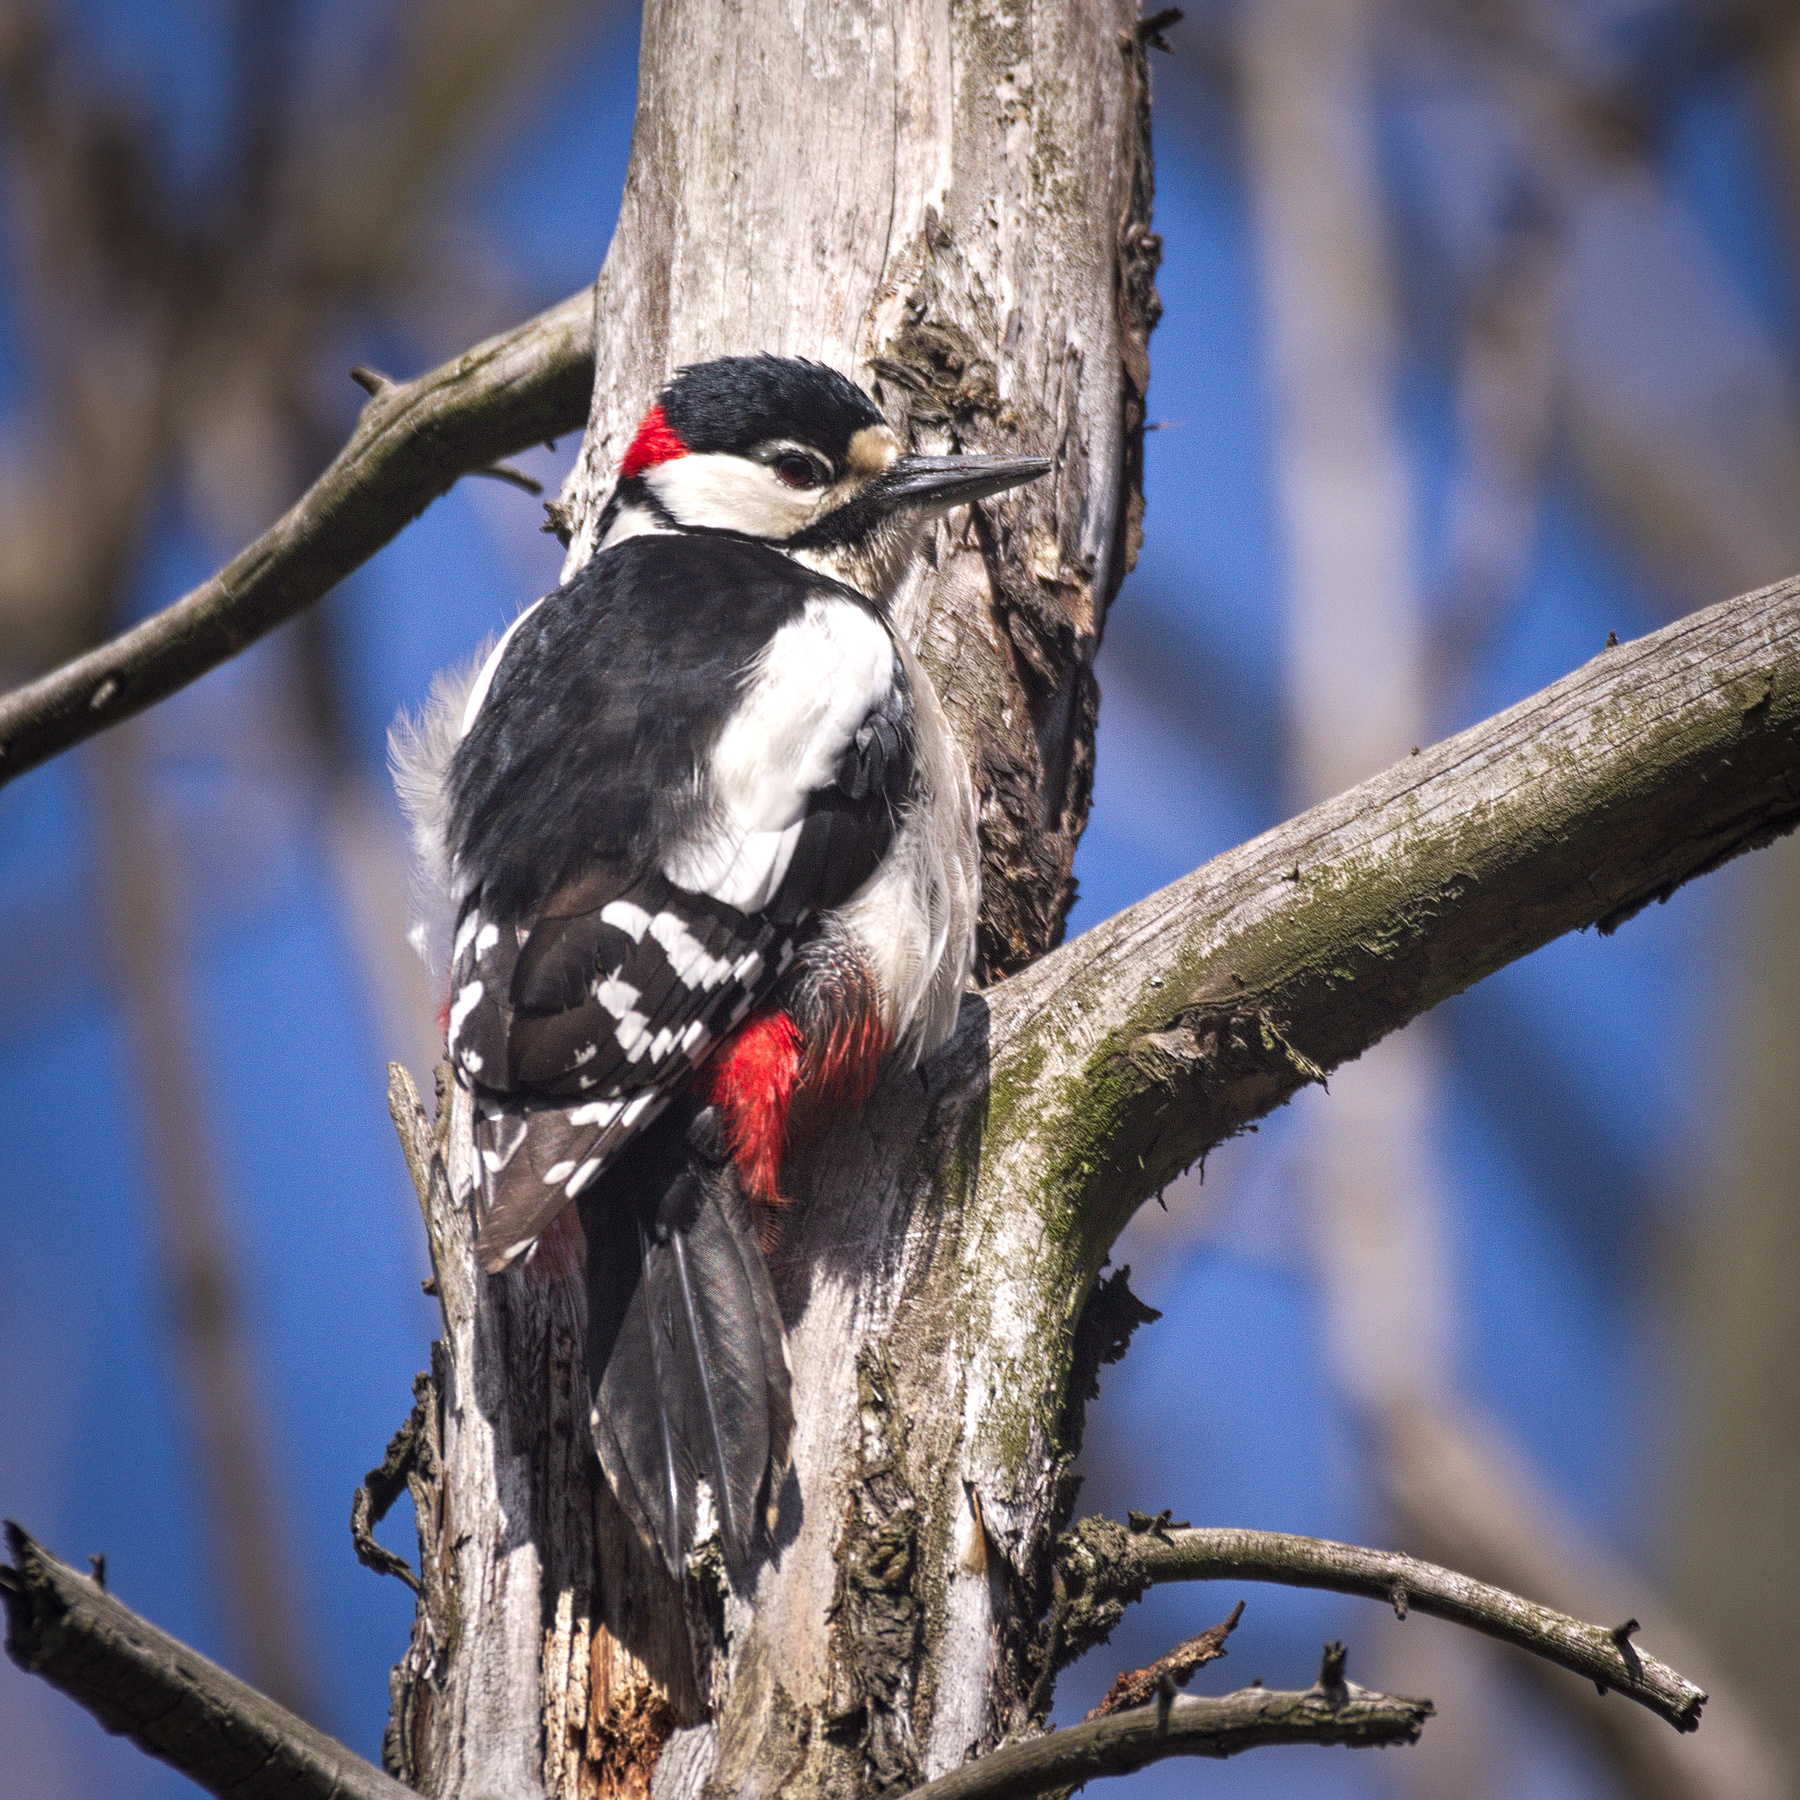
[473,1088,672,1272]
[579,1101,792,1578]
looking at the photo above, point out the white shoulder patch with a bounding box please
[662,595,896,912]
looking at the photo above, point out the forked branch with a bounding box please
[899,1641,1431,1800]
[1055,1518,1706,1734]
[0,1525,412,1800]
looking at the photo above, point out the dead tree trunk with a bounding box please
[388,5,1160,1797]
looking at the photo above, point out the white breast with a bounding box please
[833,638,979,1058]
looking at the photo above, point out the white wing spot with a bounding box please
[600,901,652,942]
[649,911,733,988]
[566,1159,602,1196]
[594,975,642,1018]
[544,1159,576,1185]
[475,922,500,955]
[448,980,484,1041]
[453,910,482,960]
[568,1099,624,1127]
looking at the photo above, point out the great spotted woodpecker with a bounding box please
[394,355,1049,1577]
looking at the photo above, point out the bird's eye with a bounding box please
[774,452,820,489]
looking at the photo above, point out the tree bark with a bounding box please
[386,557,1800,1800]
[390,5,1159,1798]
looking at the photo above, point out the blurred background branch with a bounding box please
[1067,7,1800,1800]
[0,0,627,1765]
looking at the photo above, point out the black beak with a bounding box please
[866,453,1052,514]
[787,451,1051,552]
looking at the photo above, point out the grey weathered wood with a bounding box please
[1054,1520,1706,1733]
[0,1525,416,1800]
[893,1679,1433,1800]
[393,572,1797,1798]
[973,573,1800,1260]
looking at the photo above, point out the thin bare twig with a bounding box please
[1088,1600,1243,1717]
[1055,1519,1706,1734]
[0,1525,415,1800]
[1384,1403,1790,1799]
[0,284,596,784]
[898,1641,1430,1800]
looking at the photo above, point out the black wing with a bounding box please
[450,864,794,1270]
[443,536,916,1272]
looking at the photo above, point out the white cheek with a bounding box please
[644,454,821,537]
[599,501,674,549]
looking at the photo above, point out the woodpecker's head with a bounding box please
[598,355,1050,599]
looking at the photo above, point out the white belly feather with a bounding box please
[835,638,979,1058]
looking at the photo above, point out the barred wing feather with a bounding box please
[449,862,795,1273]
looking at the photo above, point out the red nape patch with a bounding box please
[435,994,451,1040]
[708,1010,802,1207]
[619,403,687,480]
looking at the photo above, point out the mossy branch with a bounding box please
[0,286,596,786]
[969,574,1800,1255]
[1053,1519,1706,1734]
[1,1525,415,1800]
